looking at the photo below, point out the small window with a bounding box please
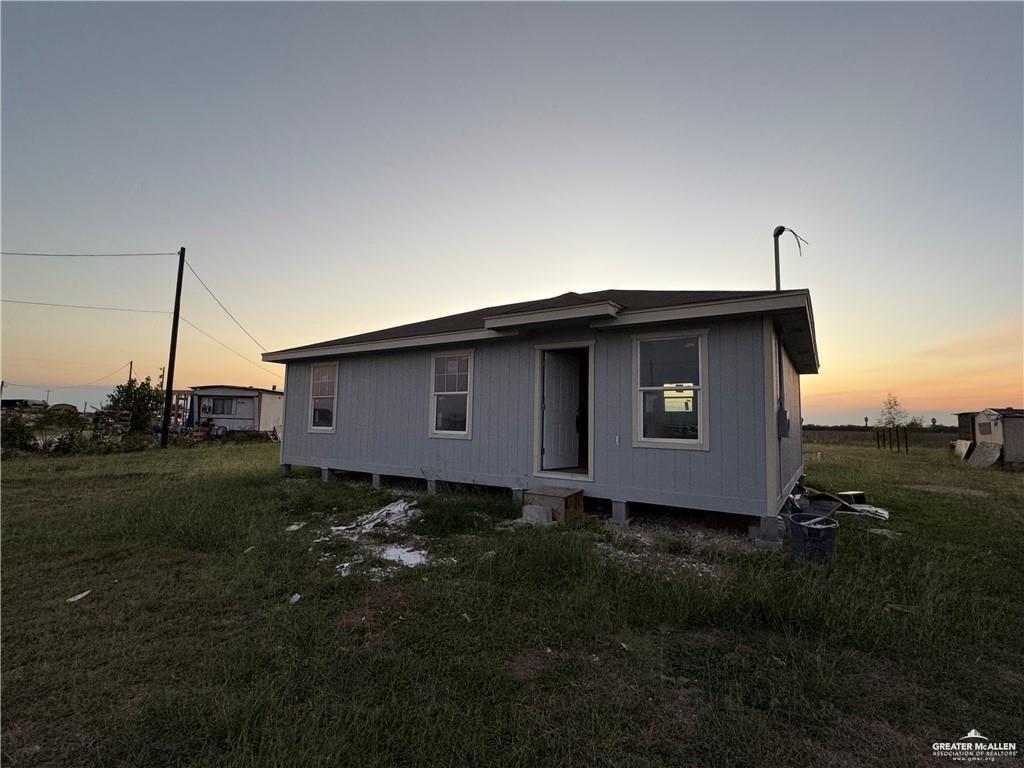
[979,422,992,436]
[634,332,707,449]
[431,352,472,438]
[309,362,338,431]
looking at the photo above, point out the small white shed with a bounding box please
[191,386,284,433]
[975,408,1024,467]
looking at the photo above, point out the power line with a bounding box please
[1,299,169,314]
[3,298,281,380]
[184,260,267,351]
[80,361,132,386]
[180,318,282,379]
[3,361,132,392]
[2,381,125,391]
[1,251,178,257]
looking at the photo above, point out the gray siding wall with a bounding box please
[280,317,770,516]
[776,335,804,499]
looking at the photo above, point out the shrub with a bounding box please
[1,413,35,454]
[50,430,89,456]
[105,377,163,434]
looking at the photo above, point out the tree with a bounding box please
[877,393,908,427]
[907,416,925,429]
[105,377,163,433]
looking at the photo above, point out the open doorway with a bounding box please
[535,343,593,479]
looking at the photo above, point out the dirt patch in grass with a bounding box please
[508,647,552,682]
[628,506,754,553]
[597,520,744,579]
[831,716,934,767]
[337,583,412,635]
[597,541,722,579]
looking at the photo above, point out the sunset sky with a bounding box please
[2,2,1021,425]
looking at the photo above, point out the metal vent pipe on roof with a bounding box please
[773,225,786,291]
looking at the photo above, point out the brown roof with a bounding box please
[271,289,786,355]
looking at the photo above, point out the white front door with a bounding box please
[542,350,580,470]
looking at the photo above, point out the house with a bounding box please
[47,403,79,415]
[1,399,47,413]
[973,408,1023,468]
[189,385,284,433]
[262,289,819,533]
[952,408,1024,468]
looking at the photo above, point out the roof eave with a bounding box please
[262,328,518,363]
[262,291,819,371]
[483,300,622,329]
[591,290,819,374]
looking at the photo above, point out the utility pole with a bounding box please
[128,360,133,384]
[160,247,186,447]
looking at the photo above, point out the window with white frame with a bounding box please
[309,362,338,431]
[635,334,705,446]
[431,352,472,436]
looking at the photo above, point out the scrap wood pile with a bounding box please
[330,500,422,538]
[791,486,890,521]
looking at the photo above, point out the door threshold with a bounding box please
[534,469,593,482]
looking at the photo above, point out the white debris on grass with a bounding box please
[285,522,307,532]
[288,593,301,605]
[242,546,256,554]
[336,558,363,577]
[842,504,891,521]
[378,545,428,567]
[331,500,421,538]
[312,500,437,579]
[66,590,91,603]
[867,528,903,539]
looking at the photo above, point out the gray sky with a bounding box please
[2,2,1022,423]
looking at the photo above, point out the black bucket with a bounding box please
[789,512,839,562]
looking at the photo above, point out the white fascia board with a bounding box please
[590,292,810,328]
[592,291,819,374]
[483,301,622,329]
[262,328,517,363]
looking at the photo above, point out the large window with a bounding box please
[211,397,234,416]
[634,332,708,449]
[309,362,338,431]
[430,351,472,438]
[200,397,235,417]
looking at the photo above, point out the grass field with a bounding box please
[2,443,1022,767]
